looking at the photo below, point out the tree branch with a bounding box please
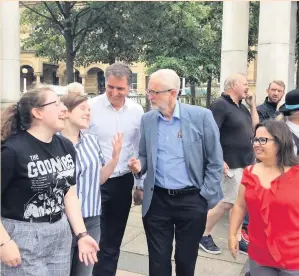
[55,1,67,18]
[43,2,64,30]
[20,1,54,22]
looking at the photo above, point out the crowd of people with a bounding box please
[1,63,299,276]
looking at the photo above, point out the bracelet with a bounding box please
[0,238,11,247]
[136,186,143,191]
[76,231,89,241]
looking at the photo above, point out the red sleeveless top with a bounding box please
[242,165,299,269]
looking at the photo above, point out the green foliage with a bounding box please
[21,1,260,85]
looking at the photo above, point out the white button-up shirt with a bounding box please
[88,93,144,179]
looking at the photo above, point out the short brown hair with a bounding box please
[268,80,285,91]
[60,92,88,112]
[105,63,132,86]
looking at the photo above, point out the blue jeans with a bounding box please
[70,215,101,276]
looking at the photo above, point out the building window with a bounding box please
[132,73,138,90]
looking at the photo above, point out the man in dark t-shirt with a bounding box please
[199,73,259,256]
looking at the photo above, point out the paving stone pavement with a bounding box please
[116,205,248,276]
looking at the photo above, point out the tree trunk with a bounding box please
[108,54,116,65]
[65,33,74,84]
[190,82,196,105]
[206,75,212,108]
[64,2,74,84]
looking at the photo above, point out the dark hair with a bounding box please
[60,92,88,112]
[1,86,52,142]
[105,62,132,86]
[255,120,299,172]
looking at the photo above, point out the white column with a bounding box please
[256,2,296,105]
[35,73,41,85]
[0,1,20,107]
[220,1,249,92]
[81,75,86,86]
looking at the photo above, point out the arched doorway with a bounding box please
[86,67,105,94]
[20,65,34,92]
[42,63,59,85]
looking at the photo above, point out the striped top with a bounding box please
[62,132,105,218]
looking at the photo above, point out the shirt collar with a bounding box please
[264,97,278,109]
[221,92,242,107]
[286,120,299,136]
[158,101,180,120]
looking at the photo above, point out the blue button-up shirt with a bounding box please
[155,102,193,189]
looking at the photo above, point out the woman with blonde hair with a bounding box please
[1,86,99,275]
[229,120,299,275]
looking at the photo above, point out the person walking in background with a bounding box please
[129,69,223,276]
[88,63,144,276]
[1,87,99,275]
[60,90,123,276]
[277,89,299,155]
[229,120,299,275]
[199,73,259,255]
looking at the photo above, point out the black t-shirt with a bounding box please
[1,131,76,221]
[210,93,254,169]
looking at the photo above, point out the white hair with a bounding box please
[224,73,247,91]
[149,69,181,95]
[66,82,85,95]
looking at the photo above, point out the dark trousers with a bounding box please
[92,173,134,276]
[143,187,208,276]
[71,215,101,276]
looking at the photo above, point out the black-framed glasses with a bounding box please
[145,89,173,96]
[40,100,62,107]
[250,137,275,145]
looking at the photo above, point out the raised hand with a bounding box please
[245,92,256,107]
[112,132,123,160]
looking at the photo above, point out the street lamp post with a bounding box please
[22,68,28,93]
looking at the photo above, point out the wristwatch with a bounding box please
[76,231,89,240]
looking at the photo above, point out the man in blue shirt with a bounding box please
[129,69,223,276]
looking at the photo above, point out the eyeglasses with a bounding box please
[40,100,62,107]
[250,137,275,145]
[145,89,173,96]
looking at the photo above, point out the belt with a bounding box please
[154,186,200,196]
[23,211,63,224]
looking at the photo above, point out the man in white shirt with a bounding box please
[88,63,144,276]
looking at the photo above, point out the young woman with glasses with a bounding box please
[229,120,299,275]
[60,91,123,276]
[1,86,99,275]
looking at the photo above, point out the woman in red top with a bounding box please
[229,120,299,275]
